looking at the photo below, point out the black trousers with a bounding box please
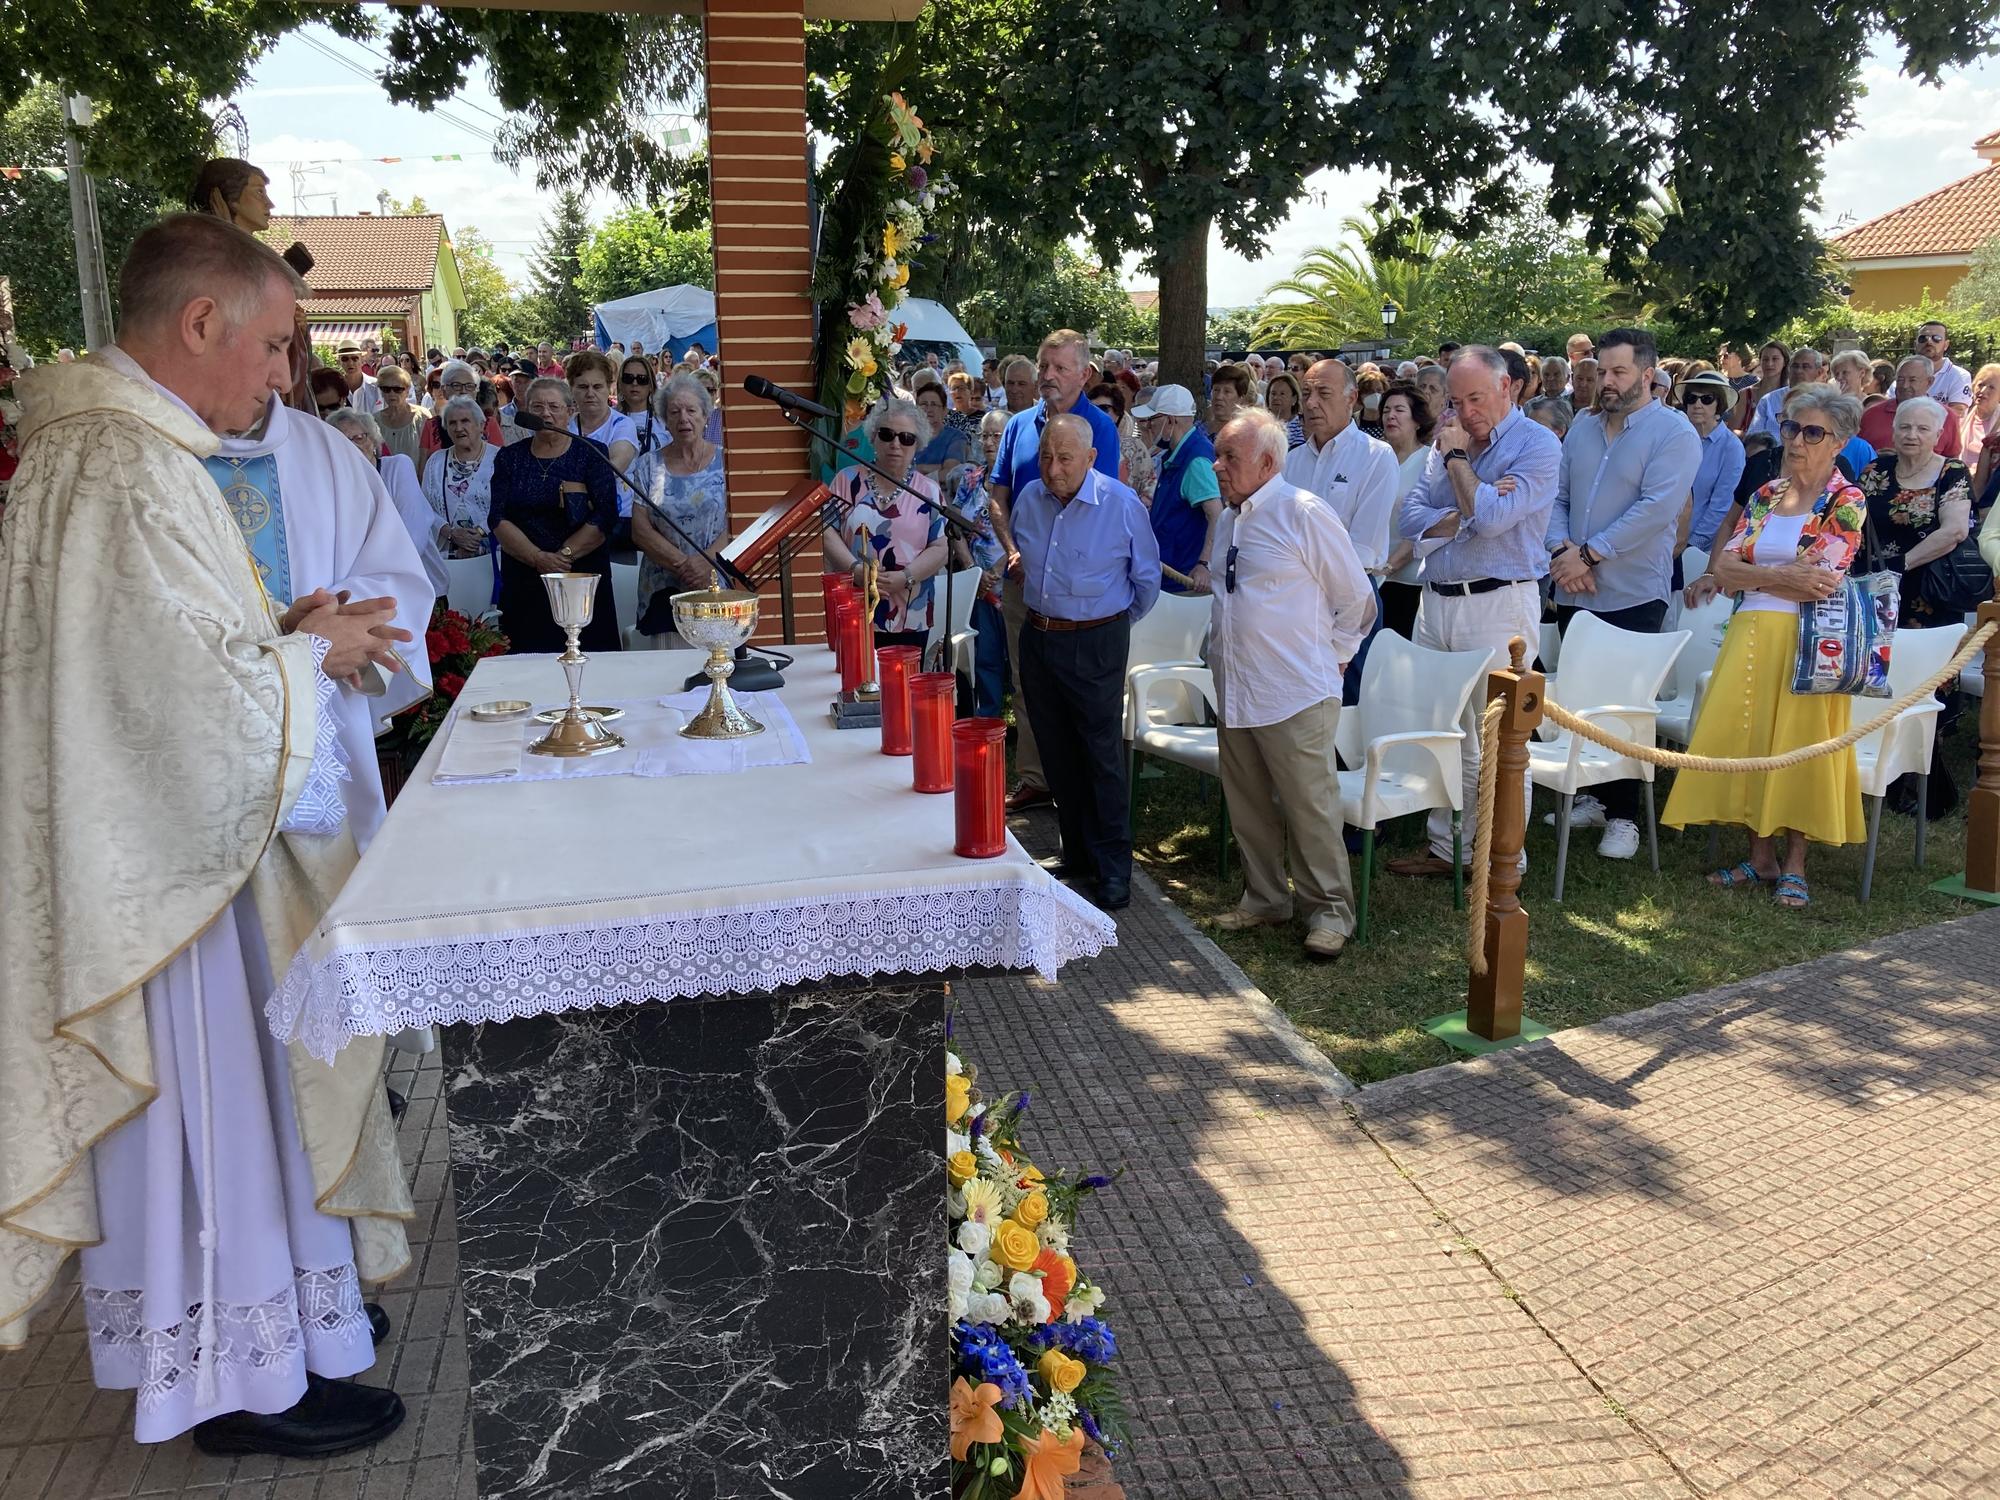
[1378,579,1423,641]
[1554,598,1668,823]
[1019,616,1132,888]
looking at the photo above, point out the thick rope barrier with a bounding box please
[1465,618,1996,977]
[1466,698,1506,975]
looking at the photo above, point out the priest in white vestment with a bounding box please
[208,389,439,851]
[0,215,417,1457]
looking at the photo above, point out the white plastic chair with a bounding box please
[1961,610,1986,699]
[1530,613,1690,901]
[1126,665,1229,874]
[1855,623,1966,901]
[1123,591,1212,740]
[610,561,641,636]
[1333,633,1493,939]
[925,565,982,686]
[445,555,497,621]
[1666,546,1710,631]
[1655,594,1733,745]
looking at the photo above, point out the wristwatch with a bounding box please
[558,545,575,561]
[1444,449,1471,466]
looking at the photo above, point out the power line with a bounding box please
[296,35,500,148]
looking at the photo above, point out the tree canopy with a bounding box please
[575,208,713,308]
[523,188,592,343]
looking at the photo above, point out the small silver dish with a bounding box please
[467,699,533,722]
[533,705,624,724]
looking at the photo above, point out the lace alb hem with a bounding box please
[281,633,352,835]
[268,880,1117,1062]
[84,1264,368,1412]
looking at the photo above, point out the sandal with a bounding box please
[1774,873,1810,909]
[1708,862,1772,889]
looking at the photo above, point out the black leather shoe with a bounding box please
[366,1303,389,1347]
[1095,881,1131,911]
[386,1087,408,1122]
[191,1374,405,1459]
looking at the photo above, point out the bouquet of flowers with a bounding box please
[948,1035,1126,1498]
[378,600,508,765]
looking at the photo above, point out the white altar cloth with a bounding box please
[432,689,811,783]
[269,646,1117,1061]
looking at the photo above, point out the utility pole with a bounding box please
[62,94,114,351]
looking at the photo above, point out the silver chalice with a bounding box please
[528,572,626,758]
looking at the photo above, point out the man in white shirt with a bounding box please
[1207,409,1376,959]
[1918,320,1972,428]
[1283,357,1399,701]
[335,341,382,416]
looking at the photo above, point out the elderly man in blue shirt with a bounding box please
[1010,412,1161,910]
[987,329,1125,812]
[1545,327,1704,862]
[1388,346,1563,879]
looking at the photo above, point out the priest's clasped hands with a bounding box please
[282,587,415,688]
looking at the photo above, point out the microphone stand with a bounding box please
[517,416,787,691]
[772,405,983,677]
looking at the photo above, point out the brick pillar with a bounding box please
[705,5,820,644]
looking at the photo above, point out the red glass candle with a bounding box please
[909,672,957,792]
[951,718,1009,857]
[821,572,850,643]
[876,645,923,756]
[832,596,862,692]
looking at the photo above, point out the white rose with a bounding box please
[965,1291,1010,1325]
[1064,1284,1106,1323]
[956,1220,992,1258]
[972,1257,1005,1292]
[946,1129,969,1159]
[945,1053,963,1077]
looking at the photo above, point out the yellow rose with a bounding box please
[993,1219,1041,1273]
[891,263,911,290]
[1036,1349,1086,1394]
[1016,1162,1045,1188]
[945,1074,971,1125]
[948,1150,977,1187]
[1012,1190,1049,1229]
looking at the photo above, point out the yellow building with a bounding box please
[1831,129,2000,310]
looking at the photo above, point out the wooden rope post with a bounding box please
[1967,591,2000,894]
[1467,636,1545,1042]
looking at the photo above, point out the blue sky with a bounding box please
[237,27,2000,306]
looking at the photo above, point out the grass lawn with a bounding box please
[1126,716,1989,1085]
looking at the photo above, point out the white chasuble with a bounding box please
[0,352,413,1438]
[214,395,437,852]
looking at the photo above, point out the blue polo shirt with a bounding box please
[992,391,1122,497]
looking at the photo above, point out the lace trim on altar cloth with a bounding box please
[83,1265,368,1412]
[280,633,352,836]
[268,880,1119,1062]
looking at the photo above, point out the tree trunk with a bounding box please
[1155,211,1210,397]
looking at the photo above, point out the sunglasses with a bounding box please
[1681,390,1720,406]
[622,372,653,384]
[1918,332,1947,343]
[1779,419,1833,446]
[878,429,920,447]
[1224,545,1239,594]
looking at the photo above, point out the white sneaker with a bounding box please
[1543,794,1607,829]
[1598,819,1641,860]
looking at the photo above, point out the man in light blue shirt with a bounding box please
[987,330,1123,810]
[1010,413,1160,909]
[1390,346,1562,877]
[1546,328,1703,860]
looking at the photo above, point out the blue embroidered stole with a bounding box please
[204,454,292,606]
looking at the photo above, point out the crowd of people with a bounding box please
[837,320,1998,938]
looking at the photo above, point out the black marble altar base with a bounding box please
[441,980,948,1499]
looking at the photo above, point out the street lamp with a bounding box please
[1379,299,1398,360]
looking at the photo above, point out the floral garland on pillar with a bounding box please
[812,91,952,429]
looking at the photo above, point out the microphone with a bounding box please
[512,411,754,591]
[743,374,842,424]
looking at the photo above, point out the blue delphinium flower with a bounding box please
[953,1320,1033,1409]
[1027,1316,1117,1366]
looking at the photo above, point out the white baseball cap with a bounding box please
[1132,383,1196,419]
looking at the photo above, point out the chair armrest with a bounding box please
[1359,729,1467,816]
[1127,665,1218,741]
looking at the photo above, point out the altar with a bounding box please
[272,646,1115,1497]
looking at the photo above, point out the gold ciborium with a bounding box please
[528,572,626,758]
[671,583,766,739]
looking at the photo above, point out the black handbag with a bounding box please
[1914,534,1993,617]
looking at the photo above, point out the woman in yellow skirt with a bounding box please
[1666,384,1869,908]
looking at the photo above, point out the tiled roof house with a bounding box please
[1830,130,2000,309]
[263,213,466,353]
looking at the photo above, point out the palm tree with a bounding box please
[1251,210,1459,350]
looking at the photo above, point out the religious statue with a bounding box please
[189,157,319,410]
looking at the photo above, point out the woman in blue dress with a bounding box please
[630,372,733,641]
[487,377,623,653]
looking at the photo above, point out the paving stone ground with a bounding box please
[6,804,1999,1498]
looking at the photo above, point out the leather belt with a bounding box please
[1027,610,1122,632]
[1425,577,1535,597]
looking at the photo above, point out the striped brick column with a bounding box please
[704,5,822,644]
